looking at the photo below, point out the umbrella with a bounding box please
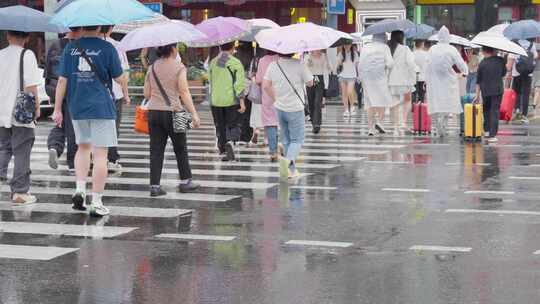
[255,22,352,54]
[362,19,415,36]
[189,17,251,47]
[50,0,156,27]
[0,5,68,33]
[428,32,473,47]
[118,20,207,52]
[240,18,280,42]
[54,0,75,13]
[405,24,435,40]
[487,23,509,36]
[471,31,527,56]
[503,20,540,40]
[113,14,170,34]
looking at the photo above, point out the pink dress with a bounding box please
[256,55,279,127]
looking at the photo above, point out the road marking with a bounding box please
[285,240,353,248]
[446,209,540,216]
[0,221,137,238]
[116,158,340,169]
[382,188,430,193]
[289,186,338,190]
[509,176,540,181]
[155,234,236,241]
[464,190,515,195]
[0,202,192,218]
[365,161,412,165]
[445,162,491,166]
[533,250,540,255]
[0,244,79,261]
[409,245,472,253]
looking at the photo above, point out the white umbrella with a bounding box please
[471,31,527,56]
[113,13,169,34]
[240,18,279,41]
[487,23,509,36]
[428,33,473,47]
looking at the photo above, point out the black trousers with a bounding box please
[415,81,426,103]
[483,94,502,137]
[107,98,123,163]
[211,105,241,153]
[513,75,532,116]
[47,99,77,169]
[307,75,324,127]
[148,110,192,186]
[239,99,253,142]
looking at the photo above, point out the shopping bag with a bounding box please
[134,99,149,135]
[500,88,517,121]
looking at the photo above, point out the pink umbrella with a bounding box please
[189,16,251,47]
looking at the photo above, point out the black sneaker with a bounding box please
[375,123,386,134]
[179,179,200,193]
[72,191,87,211]
[0,176,7,183]
[312,126,321,134]
[150,186,167,197]
[224,141,235,161]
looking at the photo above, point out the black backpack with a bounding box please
[516,46,536,75]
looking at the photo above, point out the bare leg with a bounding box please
[91,147,108,193]
[75,143,91,186]
[340,81,349,113]
[402,92,412,128]
[347,82,355,112]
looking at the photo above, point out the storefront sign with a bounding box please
[327,0,345,15]
[144,2,163,13]
[416,0,474,4]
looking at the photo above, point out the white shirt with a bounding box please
[0,45,41,128]
[264,58,313,113]
[338,50,359,78]
[413,48,429,82]
[106,37,130,99]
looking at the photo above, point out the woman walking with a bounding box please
[263,53,314,180]
[337,44,359,117]
[388,30,418,135]
[143,44,201,197]
[305,50,331,133]
[256,50,280,161]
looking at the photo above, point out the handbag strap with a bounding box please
[19,49,28,92]
[276,60,306,106]
[75,40,115,100]
[151,64,173,108]
[226,65,239,102]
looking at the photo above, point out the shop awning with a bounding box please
[349,0,405,11]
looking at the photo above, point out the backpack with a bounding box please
[516,46,536,75]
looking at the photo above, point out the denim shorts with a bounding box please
[72,119,118,148]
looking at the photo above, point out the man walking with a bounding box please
[54,25,126,217]
[507,39,537,124]
[208,41,246,161]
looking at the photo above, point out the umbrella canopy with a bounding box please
[113,14,169,34]
[50,0,156,27]
[118,20,207,52]
[255,22,352,54]
[189,17,250,47]
[404,24,435,40]
[503,20,540,40]
[362,19,415,36]
[428,32,473,47]
[240,18,280,42]
[487,23,509,36]
[0,5,68,33]
[471,32,527,56]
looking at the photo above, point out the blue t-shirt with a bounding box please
[58,37,123,120]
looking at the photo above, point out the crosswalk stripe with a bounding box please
[464,190,515,195]
[382,188,430,193]
[409,245,472,253]
[117,158,340,169]
[445,162,491,166]
[0,244,79,261]
[0,202,192,218]
[365,161,412,165]
[446,209,540,216]
[285,240,353,248]
[509,176,540,181]
[289,186,337,190]
[0,185,239,202]
[0,221,137,238]
[155,233,236,241]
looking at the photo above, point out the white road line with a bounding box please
[533,250,540,255]
[365,161,412,165]
[464,190,515,195]
[382,188,430,193]
[409,245,472,253]
[155,234,236,241]
[0,221,137,238]
[445,162,491,166]
[118,158,340,170]
[0,185,239,202]
[446,209,540,216]
[285,240,353,248]
[509,176,540,181]
[289,186,337,190]
[0,202,192,218]
[0,244,79,260]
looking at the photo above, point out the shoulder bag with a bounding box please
[276,60,310,117]
[75,41,116,101]
[13,49,37,124]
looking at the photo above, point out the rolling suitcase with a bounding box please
[460,94,475,135]
[412,101,432,135]
[463,103,483,141]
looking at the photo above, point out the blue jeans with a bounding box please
[277,110,305,166]
[466,72,477,94]
[265,126,278,154]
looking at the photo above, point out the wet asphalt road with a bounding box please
[1,105,540,304]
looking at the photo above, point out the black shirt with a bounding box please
[477,56,507,97]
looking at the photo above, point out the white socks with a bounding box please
[76,181,86,194]
[92,193,103,205]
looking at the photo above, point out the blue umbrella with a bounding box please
[0,5,68,33]
[503,20,540,40]
[405,24,435,40]
[54,0,76,13]
[362,19,415,36]
[50,0,156,27]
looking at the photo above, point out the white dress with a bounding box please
[388,44,417,97]
[358,41,395,108]
[250,102,263,128]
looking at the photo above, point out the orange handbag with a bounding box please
[134,100,149,135]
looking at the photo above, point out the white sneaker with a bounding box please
[343,110,350,117]
[367,129,375,136]
[12,193,37,205]
[350,108,357,115]
[279,157,289,181]
[107,161,122,172]
[487,137,499,143]
[288,169,301,179]
[375,123,387,134]
[89,201,110,217]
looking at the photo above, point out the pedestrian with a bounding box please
[140,47,158,70]
[46,27,82,171]
[506,39,538,124]
[263,53,314,180]
[358,33,394,136]
[100,25,131,173]
[208,41,246,161]
[305,50,331,134]
[475,46,507,143]
[337,44,359,117]
[466,48,479,94]
[54,25,128,216]
[143,43,201,197]
[235,42,256,144]
[425,26,468,137]
[413,40,428,103]
[256,50,280,162]
[0,30,42,204]
[388,30,418,135]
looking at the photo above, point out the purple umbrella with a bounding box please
[189,17,250,47]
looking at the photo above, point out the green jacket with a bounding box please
[209,53,246,107]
